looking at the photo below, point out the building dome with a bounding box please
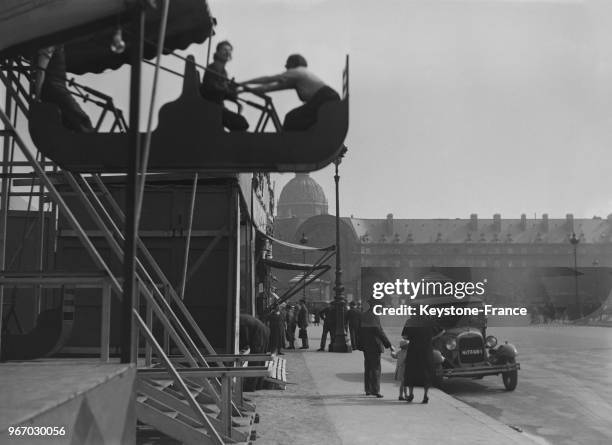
[277,173,328,218]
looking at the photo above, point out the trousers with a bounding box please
[283,86,340,131]
[363,351,382,395]
[222,108,248,131]
[320,325,332,349]
[349,326,358,350]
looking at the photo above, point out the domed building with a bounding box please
[273,174,360,308]
[277,173,328,219]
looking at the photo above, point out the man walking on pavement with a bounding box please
[297,299,310,349]
[356,299,395,398]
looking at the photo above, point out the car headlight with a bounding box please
[485,335,498,348]
[445,338,457,350]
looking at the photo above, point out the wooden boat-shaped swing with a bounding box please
[29,55,349,173]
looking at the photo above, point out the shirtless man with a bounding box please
[240,54,340,131]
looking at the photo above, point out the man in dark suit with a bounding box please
[356,299,394,398]
[297,299,310,349]
[317,304,333,351]
[347,301,361,351]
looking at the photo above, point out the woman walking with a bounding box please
[401,314,442,404]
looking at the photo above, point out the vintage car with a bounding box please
[417,296,520,391]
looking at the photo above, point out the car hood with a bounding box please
[443,327,483,338]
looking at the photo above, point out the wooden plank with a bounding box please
[139,366,269,379]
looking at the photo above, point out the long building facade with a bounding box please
[274,174,612,320]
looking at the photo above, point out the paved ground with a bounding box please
[249,348,343,445]
[417,325,612,445]
[251,325,537,445]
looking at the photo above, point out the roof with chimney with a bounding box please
[347,213,612,244]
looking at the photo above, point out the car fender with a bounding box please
[433,349,445,365]
[493,343,517,362]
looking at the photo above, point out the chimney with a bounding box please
[385,213,394,236]
[542,213,549,232]
[520,213,527,231]
[566,213,574,231]
[493,213,501,232]
[469,213,478,231]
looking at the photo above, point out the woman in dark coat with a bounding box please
[267,308,286,355]
[401,315,441,403]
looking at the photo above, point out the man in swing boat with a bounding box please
[200,39,249,132]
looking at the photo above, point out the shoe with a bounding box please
[365,392,371,396]
[299,346,308,349]
[422,396,429,404]
[278,352,284,355]
[316,348,325,352]
[406,394,414,403]
[374,394,384,398]
[398,396,405,401]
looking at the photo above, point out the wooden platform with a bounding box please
[0,360,135,444]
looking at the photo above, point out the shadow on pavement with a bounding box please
[335,372,396,383]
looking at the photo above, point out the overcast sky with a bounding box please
[73,0,612,219]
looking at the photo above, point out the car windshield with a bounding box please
[433,302,486,329]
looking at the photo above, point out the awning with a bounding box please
[257,229,335,252]
[0,0,136,55]
[65,0,214,74]
[1,0,214,75]
[262,258,329,271]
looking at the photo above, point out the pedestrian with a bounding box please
[313,310,321,326]
[347,301,361,351]
[392,337,409,400]
[200,40,249,131]
[401,313,443,404]
[297,299,310,349]
[239,54,340,131]
[267,307,285,355]
[317,303,333,351]
[285,304,297,349]
[356,299,395,398]
[239,313,269,391]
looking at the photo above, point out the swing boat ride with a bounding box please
[0,1,348,444]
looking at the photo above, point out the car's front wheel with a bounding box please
[502,361,518,391]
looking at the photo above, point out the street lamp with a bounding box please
[300,232,308,299]
[569,233,582,318]
[332,147,350,353]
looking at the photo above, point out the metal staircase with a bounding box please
[0,57,269,444]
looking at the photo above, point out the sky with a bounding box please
[15,0,612,219]
[199,0,612,220]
